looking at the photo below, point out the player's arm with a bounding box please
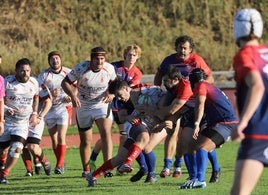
[61,76,80,108]
[193,94,206,140]
[38,96,52,121]
[156,98,187,119]
[0,97,4,136]
[233,70,264,141]
[30,94,39,126]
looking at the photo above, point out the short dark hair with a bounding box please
[91,47,106,59]
[175,35,195,50]
[108,79,128,95]
[15,58,31,70]
[48,50,61,62]
[164,65,182,80]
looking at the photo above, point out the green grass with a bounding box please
[42,123,119,136]
[1,142,268,194]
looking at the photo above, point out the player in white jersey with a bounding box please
[61,47,116,177]
[0,58,39,184]
[38,51,73,174]
[21,83,52,176]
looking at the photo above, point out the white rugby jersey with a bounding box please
[136,85,166,131]
[38,67,71,109]
[4,75,39,123]
[67,61,116,108]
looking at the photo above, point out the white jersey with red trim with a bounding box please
[67,61,116,108]
[38,67,71,110]
[4,75,39,124]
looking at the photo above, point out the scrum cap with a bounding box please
[234,8,263,40]
[189,68,206,89]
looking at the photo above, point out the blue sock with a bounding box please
[196,148,208,182]
[208,149,220,172]
[173,156,183,168]
[187,153,197,180]
[136,152,148,172]
[144,151,156,173]
[183,154,190,173]
[163,158,172,169]
[90,150,99,161]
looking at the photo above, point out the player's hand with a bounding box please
[30,114,38,127]
[231,121,246,141]
[193,126,200,140]
[152,121,173,133]
[102,93,115,103]
[5,107,15,116]
[71,96,81,108]
[164,120,173,130]
[64,96,72,103]
[0,122,4,136]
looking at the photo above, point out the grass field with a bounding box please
[42,124,119,136]
[1,141,268,195]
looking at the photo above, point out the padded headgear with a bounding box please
[233,8,263,40]
[189,68,206,89]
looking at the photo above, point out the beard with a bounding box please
[17,75,30,83]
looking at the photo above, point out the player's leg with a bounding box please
[181,126,196,179]
[27,142,51,176]
[0,124,29,184]
[143,129,167,181]
[130,152,148,182]
[160,122,180,178]
[118,123,127,151]
[0,147,8,170]
[208,149,221,183]
[194,136,216,189]
[87,143,130,187]
[230,159,263,195]
[25,120,51,176]
[173,126,183,178]
[118,125,150,174]
[0,139,24,184]
[95,117,113,162]
[143,150,157,183]
[79,129,92,176]
[89,139,102,173]
[76,108,95,177]
[54,109,69,174]
[21,147,33,176]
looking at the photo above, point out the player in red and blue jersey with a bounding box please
[230,8,268,194]
[154,35,219,181]
[154,35,213,85]
[179,68,238,189]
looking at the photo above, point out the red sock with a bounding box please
[1,169,9,177]
[56,144,66,167]
[125,144,142,166]
[0,153,7,166]
[22,148,33,172]
[93,159,113,179]
[23,159,33,172]
[84,165,90,172]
